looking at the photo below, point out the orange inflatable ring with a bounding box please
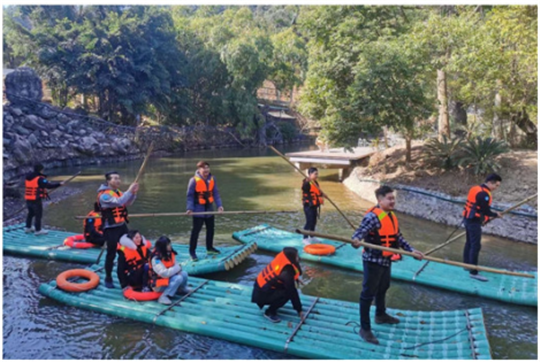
[304,243,336,256]
[123,286,162,301]
[56,269,100,293]
[63,234,96,249]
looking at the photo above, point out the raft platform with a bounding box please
[232,225,537,307]
[3,223,257,275]
[39,264,491,359]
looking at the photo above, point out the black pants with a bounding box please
[463,219,482,275]
[121,264,149,290]
[360,261,391,331]
[26,200,43,231]
[252,284,289,315]
[104,224,129,281]
[189,216,215,253]
[303,204,318,239]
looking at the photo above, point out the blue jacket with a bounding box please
[186,171,222,218]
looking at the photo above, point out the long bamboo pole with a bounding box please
[296,229,534,279]
[425,193,538,256]
[75,210,297,220]
[268,145,357,230]
[6,171,82,220]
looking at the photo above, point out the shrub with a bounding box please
[424,136,464,170]
[457,137,509,175]
[278,122,298,142]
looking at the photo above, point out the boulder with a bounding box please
[74,136,100,156]
[37,105,58,119]
[4,67,43,104]
[10,108,23,117]
[14,125,31,136]
[25,115,47,131]
[12,138,33,163]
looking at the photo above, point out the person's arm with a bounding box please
[302,180,312,206]
[99,191,136,209]
[397,230,424,260]
[38,177,62,189]
[151,257,181,278]
[186,178,195,212]
[212,179,223,209]
[280,267,302,313]
[351,213,379,245]
[476,191,498,218]
[124,191,137,206]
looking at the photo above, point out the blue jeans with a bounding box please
[163,271,189,297]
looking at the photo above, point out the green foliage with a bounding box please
[277,121,297,141]
[457,137,509,175]
[424,136,465,170]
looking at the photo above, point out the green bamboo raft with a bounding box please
[3,223,257,274]
[38,264,491,359]
[232,225,537,307]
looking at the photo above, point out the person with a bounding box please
[24,163,64,235]
[186,161,224,261]
[462,173,503,282]
[301,167,325,245]
[149,236,190,305]
[83,207,105,247]
[251,247,304,323]
[117,230,151,291]
[97,171,138,289]
[351,186,424,345]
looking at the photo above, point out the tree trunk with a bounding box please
[405,135,412,163]
[437,69,450,140]
[511,110,537,147]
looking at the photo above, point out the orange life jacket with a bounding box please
[83,211,103,240]
[302,180,324,206]
[364,207,400,259]
[256,251,300,289]
[24,176,48,201]
[96,189,129,225]
[194,176,214,205]
[463,185,492,222]
[149,253,177,288]
[118,242,151,276]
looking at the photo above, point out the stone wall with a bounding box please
[343,168,538,244]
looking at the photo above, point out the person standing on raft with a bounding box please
[462,173,503,282]
[252,247,304,323]
[302,167,325,245]
[186,161,224,261]
[351,186,424,345]
[97,171,138,289]
[24,163,64,235]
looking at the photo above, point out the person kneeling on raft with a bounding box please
[252,247,304,323]
[150,236,191,305]
[117,230,151,291]
[82,206,106,247]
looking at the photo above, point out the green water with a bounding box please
[4,146,537,359]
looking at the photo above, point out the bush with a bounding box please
[457,137,509,175]
[277,122,298,142]
[424,136,464,170]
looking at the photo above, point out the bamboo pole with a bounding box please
[75,210,296,220]
[6,171,82,220]
[296,229,535,279]
[425,193,538,256]
[268,145,357,230]
[133,141,154,184]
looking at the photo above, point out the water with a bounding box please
[3,146,537,359]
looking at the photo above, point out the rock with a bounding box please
[25,115,47,131]
[3,138,12,147]
[40,130,49,138]
[4,67,43,104]
[28,133,38,146]
[10,108,23,117]
[74,136,100,156]
[58,125,66,132]
[51,130,63,139]
[67,120,80,129]
[78,129,87,136]
[12,138,33,163]
[14,125,31,136]
[37,105,58,119]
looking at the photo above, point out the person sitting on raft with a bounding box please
[117,230,151,291]
[150,236,191,305]
[82,206,106,247]
[251,247,304,323]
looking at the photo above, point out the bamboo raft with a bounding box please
[232,225,537,307]
[3,223,257,274]
[39,264,491,359]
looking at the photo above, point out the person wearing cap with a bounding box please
[97,171,138,288]
[24,163,64,235]
[186,161,224,261]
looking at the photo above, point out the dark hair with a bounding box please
[197,161,209,168]
[375,185,394,199]
[154,236,176,260]
[485,173,502,183]
[34,163,44,173]
[308,167,318,175]
[283,247,302,276]
[126,229,140,241]
[105,171,119,181]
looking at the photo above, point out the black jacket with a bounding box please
[251,264,302,313]
[25,171,62,190]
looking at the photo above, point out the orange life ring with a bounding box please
[123,286,162,301]
[56,269,100,293]
[304,243,336,256]
[63,234,96,249]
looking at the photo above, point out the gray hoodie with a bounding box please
[97,184,137,228]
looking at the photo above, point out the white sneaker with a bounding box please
[24,227,35,234]
[310,237,320,243]
[302,237,311,246]
[34,229,49,236]
[158,294,172,305]
[470,274,488,282]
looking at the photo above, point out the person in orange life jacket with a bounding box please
[351,186,424,345]
[150,236,190,305]
[302,167,325,246]
[462,173,503,282]
[24,163,64,235]
[251,247,304,323]
[83,205,106,247]
[186,161,224,261]
[97,171,138,289]
[117,230,151,291]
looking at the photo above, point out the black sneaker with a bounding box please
[207,248,220,255]
[104,279,115,289]
[190,253,198,261]
[264,310,281,323]
[359,328,380,345]
[375,313,400,324]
